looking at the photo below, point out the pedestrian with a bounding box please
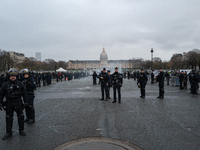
[111,67,123,103]
[0,68,28,140]
[137,69,148,98]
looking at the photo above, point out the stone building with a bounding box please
[66,47,133,70]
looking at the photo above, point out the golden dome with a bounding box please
[100,47,108,60]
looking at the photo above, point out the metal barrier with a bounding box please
[170,76,180,86]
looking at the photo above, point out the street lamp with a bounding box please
[150,48,154,69]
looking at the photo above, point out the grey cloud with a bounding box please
[0,0,200,62]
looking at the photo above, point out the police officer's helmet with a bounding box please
[21,69,30,75]
[8,68,18,76]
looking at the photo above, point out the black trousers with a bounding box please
[179,80,183,89]
[93,78,96,84]
[113,84,121,102]
[159,85,164,97]
[140,82,146,96]
[191,82,197,94]
[5,100,24,133]
[25,94,35,120]
[101,83,108,99]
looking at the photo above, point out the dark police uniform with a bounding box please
[157,70,165,99]
[137,70,148,98]
[111,71,123,103]
[22,74,36,124]
[0,69,28,140]
[189,70,198,94]
[97,69,110,100]
[179,72,184,89]
[92,71,97,84]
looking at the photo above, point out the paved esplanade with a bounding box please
[0,77,200,150]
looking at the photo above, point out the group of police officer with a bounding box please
[93,67,123,103]
[0,68,36,140]
[93,67,166,102]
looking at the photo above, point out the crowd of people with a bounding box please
[0,68,89,140]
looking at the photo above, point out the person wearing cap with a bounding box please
[0,68,28,140]
[179,71,184,90]
[157,67,165,99]
[107,70,112,99]
[97,68,110,101]
[92,71,97,85]
[137,69,148,98]
[21,69,37,124]
[111,67,123,103]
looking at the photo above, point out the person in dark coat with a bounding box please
[92,71,97,85]
[137,69,148,98]
[97,68,110,101]
[157,67,165,99]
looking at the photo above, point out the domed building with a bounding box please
[66,47,134,71]
[100,47,108,68]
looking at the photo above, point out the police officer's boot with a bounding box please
[24,107,30,122]
[160,89,164,99]
[140,89,143,98]
[27,106,35,124]
[19,130,26,136]
[142,89,145,98]
[2,116,13,140]
[157,89,161,98]
[18,113,26,136]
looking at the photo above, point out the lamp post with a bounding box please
[150,48,154,69]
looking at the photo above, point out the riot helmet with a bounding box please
[8,68,18,76]
[20,68,29,75]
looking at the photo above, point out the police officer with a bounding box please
[151,71,154,84]
[157,67,165,99]
[137,69,148,98]
[21,69,36,124]
[165,71,170,85]
[97,68,110,101]
[0,68,28,140]
[189,70,198,94]
[92,71,97,85]
[179,71,184,90]
[111,67,123,103]
[107,70,112,99]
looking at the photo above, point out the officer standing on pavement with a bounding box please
[107,70,112,99]
[189,70,198,94]
[111,67,123,103]
[157,67,165,99]
[137,69,148,98]
[21,69,36,124]
[92,71,97,85]
[165,71,170,85]
[151,71,154,84]
[179,71,184,90]
[97,68,110,101]
[0,68,28,140]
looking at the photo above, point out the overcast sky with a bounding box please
[0,0,199,62]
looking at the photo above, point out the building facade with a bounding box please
[66,47,133,70]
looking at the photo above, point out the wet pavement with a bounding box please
[0,77,200,150]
